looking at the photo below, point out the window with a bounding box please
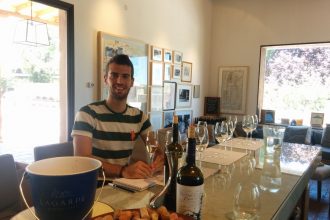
[0,0,74,163]
[258,43,330,126]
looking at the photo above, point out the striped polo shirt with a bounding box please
[71,100,152,165]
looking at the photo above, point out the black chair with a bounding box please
[34,142,74,161]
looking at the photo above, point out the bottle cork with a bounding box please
[173,115,178,124]
[188,125,195,138]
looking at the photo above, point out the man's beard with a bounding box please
[109,86,131,100]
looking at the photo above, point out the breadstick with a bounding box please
[147,207,159,220]
[157,206,170,220]
[118,210,133,220]
[140,207,150,219]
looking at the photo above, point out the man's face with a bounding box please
[104,63,134,100]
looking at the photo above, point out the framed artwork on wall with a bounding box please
[181,61,192,82]
[163,111,174,128]
[218,66,248,114]
[97,31,148,113]
[150,61,163,86]
[175,109,193,135]
[164,49,172,63]
[151,46,163,61]
[164,63,172,81]
[149,86,163,111]
[176,84,192,108]
[173,51,183,65]
[163,81,176,111]
[173,64,181,80]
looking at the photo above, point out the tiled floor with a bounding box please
[309,179,330,220]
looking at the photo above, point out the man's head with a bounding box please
[105,54,134,79]
[104,54,134,100]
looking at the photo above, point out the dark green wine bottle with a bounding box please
[164,115,183,211]
[176,125,204,220]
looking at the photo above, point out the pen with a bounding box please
[108,182,136,193]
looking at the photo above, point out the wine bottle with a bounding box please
[164,115,183,211]
[176,125,204,220]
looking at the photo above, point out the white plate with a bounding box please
[11,201,113,220]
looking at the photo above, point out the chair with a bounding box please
[0,154,32,219]
[34,141,74,161]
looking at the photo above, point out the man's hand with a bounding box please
[122,161,153,178]
[151,153,164,174]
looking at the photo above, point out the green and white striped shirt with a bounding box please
[71,100,151,165]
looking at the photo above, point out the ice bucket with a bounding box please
[20,156,102,220]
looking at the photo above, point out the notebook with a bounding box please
[112,177,158,192]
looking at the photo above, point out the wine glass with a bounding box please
[215,121,229,145]
[228,115,237,140]
[145,130,158,164]
[195,124,208,168]
[251,115,258,139]
[233,182,261,220]
[242,115,254,138]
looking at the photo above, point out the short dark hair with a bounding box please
[105,54,134,79]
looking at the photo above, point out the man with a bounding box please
[72,54,162,178]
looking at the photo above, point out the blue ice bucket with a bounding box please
[24,156,102,220]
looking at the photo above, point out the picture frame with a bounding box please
[218,66,248,114]
[175,109,193,135]
[151,46,163,61]
[181,61,192,82]
[163,111,174,128]
[150,61,163,86]
[163,81,176,111]
[149,86,163,111]
[204,97,220,116]
[176,84,192,108]
[164,49,172,63]
[173,51,183,65]
[148,112,163,130]
[260,109,275,124]
[310,112,324,127]
[97,31,148,113]
[164,63,172,81]
[173,64,181,80]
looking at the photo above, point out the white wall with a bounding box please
[63,0,213,118]
[210,0,330,115]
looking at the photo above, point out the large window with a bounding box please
[258,43,330,126]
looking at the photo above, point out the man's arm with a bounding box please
[73,134,153,178]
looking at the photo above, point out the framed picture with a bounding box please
[310,112,324,127]
[150,61,163,86]
[176,84,192,108]
[181,61,192,82]
[163,111,174,128]
[148,112,163,130]
[204,97,220,116]
[163,81,176,111]
[260,109,275,124]
[218,66,248,114]
[149,86,163,111]
[173,51,183,65]
[164,49,172,63]
[175,110,193,135]
[151,46,163,61]
[164,63,172,81]
[173,64,181,80]
[97,31,148,112]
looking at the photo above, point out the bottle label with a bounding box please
[176,183,204,219]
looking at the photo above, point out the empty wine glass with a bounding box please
[251,115,258,139]
[233,182,261,220]
[215,121,229,145]
[145,130,158,164]
[228,116,237,140]
[195,124,208,168]
[242,115,254,138]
